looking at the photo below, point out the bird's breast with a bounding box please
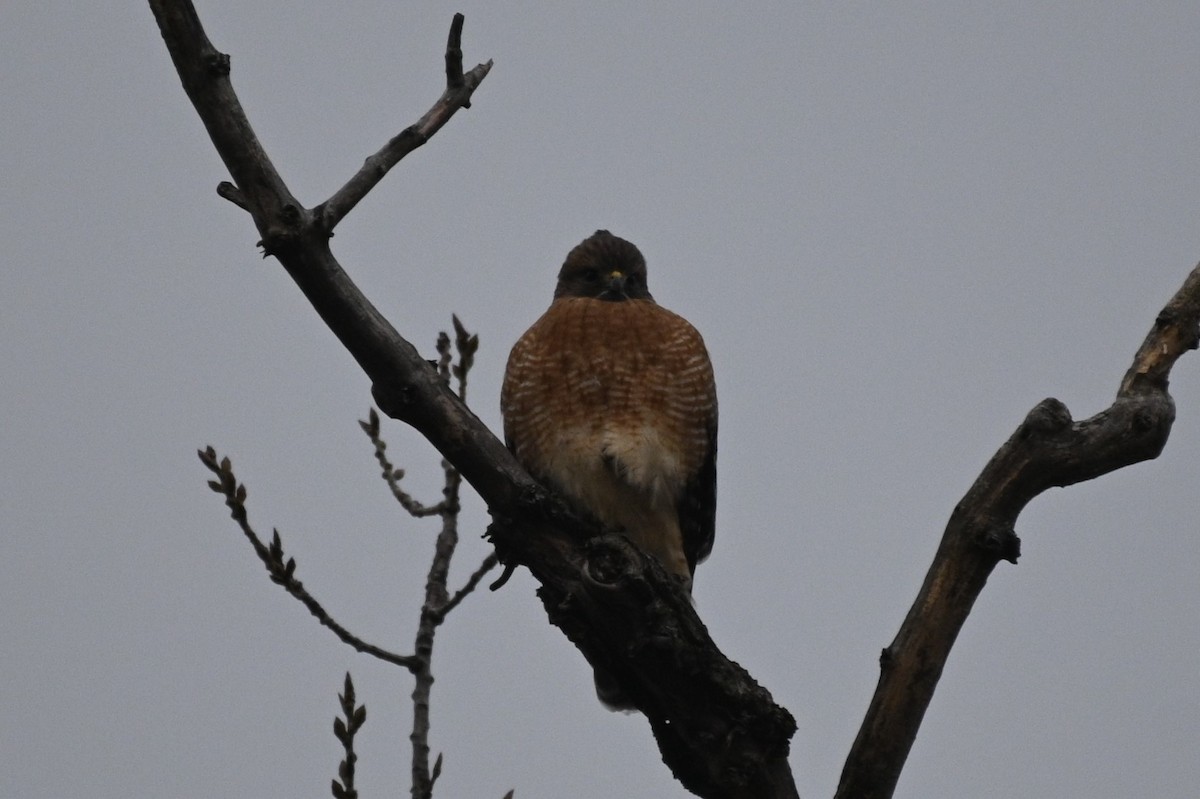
[502,297,715,504]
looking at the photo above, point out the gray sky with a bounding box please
[3,2,1198,797]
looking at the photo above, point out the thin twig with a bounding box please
[360,408,449,518]
[314,14,493,233]
[200,322,494,799]
[332,672,367,799]
[198,446,420,672]
[409,320,479,799]
[433,553,500,625]
[450,314,478,402]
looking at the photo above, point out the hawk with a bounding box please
[501,228,718,596]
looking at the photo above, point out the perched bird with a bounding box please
[501,230,718,705]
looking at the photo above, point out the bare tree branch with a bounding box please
[332,672,366,799]
[204,318,497,797]
[314,15,493,233]
[835,262,1200,799]
[216,180,248,211]
[410,474,456,799]
[197,446,421,671]
[155,2,1200,795]
[409,332,472,799]
[433,553,500,625]
[152,2,792,795]
[361,408,451,518]
[148,0,301,248]
[353,320,495,798]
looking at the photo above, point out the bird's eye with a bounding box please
[583,269,600,282]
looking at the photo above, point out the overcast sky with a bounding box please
[3,2,1199,798]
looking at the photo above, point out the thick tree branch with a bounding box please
[148,0,301,251]
[151,3,797,796]
[835,262,1200,799]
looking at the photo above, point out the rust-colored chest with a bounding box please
[501,297,716,493]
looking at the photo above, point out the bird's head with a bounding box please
[554,230,653,302]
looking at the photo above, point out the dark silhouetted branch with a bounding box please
[315,15,493,233]
[216,180,248,211]
[362,408,450,518]
[433,553,500,625]
[332,672,366,799]
[198,446,420,671]
[407,321,477,799]
[200,321,499,797]
[157,2,1200,795]
[153,3,799,796]
[835,261,1200,799]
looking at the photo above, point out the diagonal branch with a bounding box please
[835,261,1200,799]
[432,553,500,625]
[155,4,1200,796]
[148,0,301,249]
[198,446,421,672]
[152,3,799,796]
[314,14,493,233]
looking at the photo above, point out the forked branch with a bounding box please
[835,261,1200,799]
[315,15,493,233]
[151,2,799,796]
[156,3,1200,798]
[200,322,497,797]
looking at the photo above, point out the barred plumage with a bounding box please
[501,231,718,587]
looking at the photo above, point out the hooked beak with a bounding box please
[599,270,628,301]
